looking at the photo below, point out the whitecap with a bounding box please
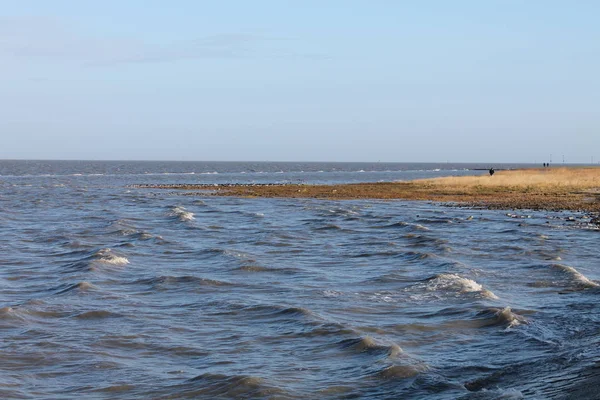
[414,273,499,299]
[427,273,483,292]
[94,248,129,266]
[553,264,599,288]
[496,306,526,328]
[170,206,195,222]
[475,306,527,329]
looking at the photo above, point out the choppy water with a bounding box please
[1,161,599,399]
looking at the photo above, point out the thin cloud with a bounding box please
[0,16,319,66]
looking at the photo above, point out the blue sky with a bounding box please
[1,1,599,162]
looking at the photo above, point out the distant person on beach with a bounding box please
[489,168,495,176]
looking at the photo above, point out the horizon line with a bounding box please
[0,158,596,165]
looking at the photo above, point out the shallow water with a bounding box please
[1,161,599,399]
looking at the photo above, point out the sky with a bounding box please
[1,0,599,163]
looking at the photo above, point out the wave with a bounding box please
[57,248,129,273]
[410,273,499,300]
[75,310,121,319]
[132,275,232,290]
[413,224,430,231]
[315,224,343,231]
[106,221,158,241]
[169,206,195,222]
[137,232,157,241]
[236,265,274,272]
[221,248,251,258]
[234,265,301,275]
[0,306,18,319]
[214,303,315,323]
[316,206,362,218]
[402,251,437,262]
[255,305,313,318]
[1,300,69,321]
[352,250,402,258]
[168,373,285,399]
[438,306,529,331]
[376,221,410,229]
[338,336,402,357]
[552,264,599,289]
[474,307,527,328]
[403,233,448,248]
[377,363,428,379]
[55,281,96,294]
[371,220,430,231]
[416,218,454,225]
[93,248,129,266]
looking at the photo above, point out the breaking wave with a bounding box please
[413,273,499,300]
[93,248,129,266]
[169,206,195,222]
[552,264,599,289]
[474,306,528,328]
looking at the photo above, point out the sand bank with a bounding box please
[135,167,600,212]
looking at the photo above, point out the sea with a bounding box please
[1,160,599,399]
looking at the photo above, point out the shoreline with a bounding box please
[133,167,600,213]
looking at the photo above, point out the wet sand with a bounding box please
[136,167,600,212]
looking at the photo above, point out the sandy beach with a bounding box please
[136,167,600,212]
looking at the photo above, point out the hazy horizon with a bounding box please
[0,158,600,166]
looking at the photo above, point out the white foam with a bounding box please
[369,292,395,302]
[554,264,599,288]
[170,206,195,222]
[478,388,524,399]
[95,248,129,266]
[428,273,481,291]
[424,273,499,299]
[323,290,343,298]
[496,306,526,328]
